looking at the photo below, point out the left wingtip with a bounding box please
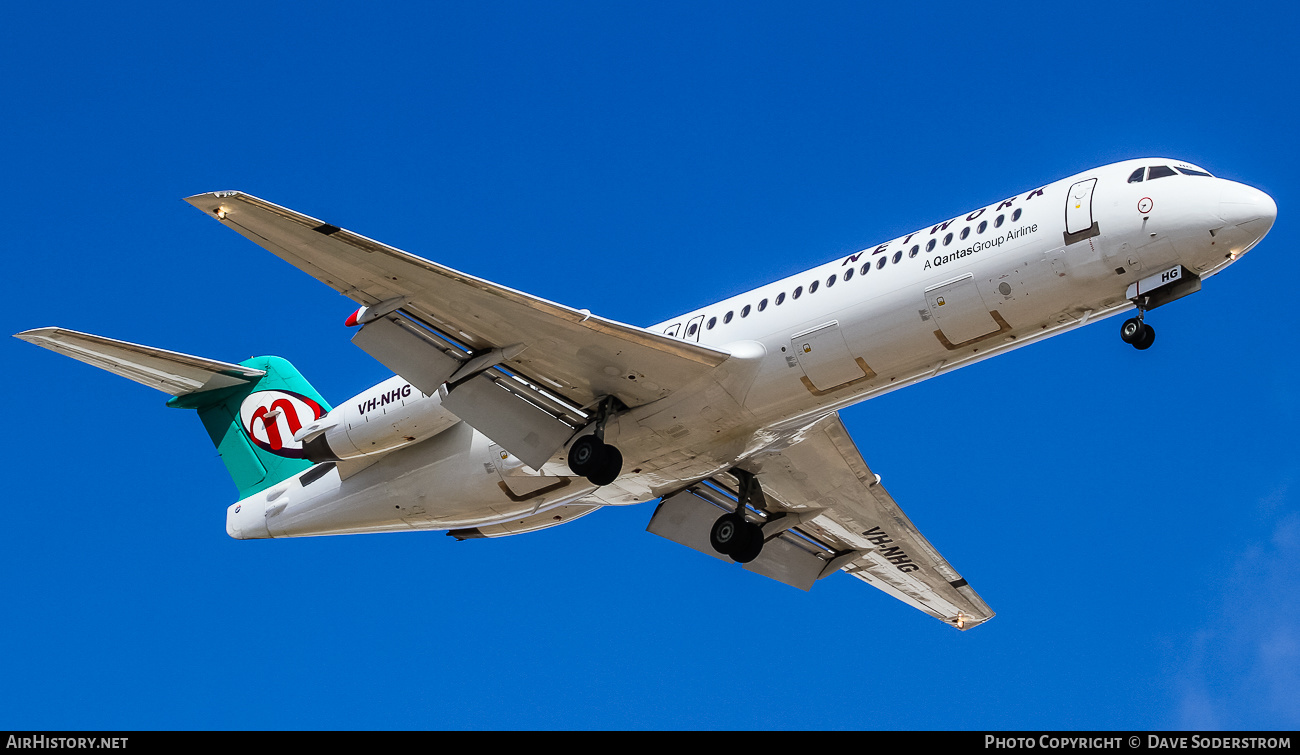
[950,611,995,631]
[184,191,243,214]
[14,326,61,342]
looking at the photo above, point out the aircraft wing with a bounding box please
[185,192,732,467]
[650,413,993,629]
[184,191,729,408]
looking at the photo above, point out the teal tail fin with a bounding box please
[13,328,332,500]
[167,356,332,499]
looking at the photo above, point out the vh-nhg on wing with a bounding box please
[15,159,1276,630]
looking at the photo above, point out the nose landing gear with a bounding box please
[1120,314,1155,350]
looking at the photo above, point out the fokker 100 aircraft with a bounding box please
[16,158,1276,630]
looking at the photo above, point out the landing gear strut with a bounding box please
[567,397,623,486]
[708,469,768,564]
[1120,300,1156,351]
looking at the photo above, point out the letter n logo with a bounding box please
[239,390,326,458]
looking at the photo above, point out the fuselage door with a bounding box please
[1066,178,1096,233]
[663,322,682,338]
[924,274,1000,347]
[1064,178,1100,243]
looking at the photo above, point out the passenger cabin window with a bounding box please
[909,244,919,258]
[926,239,936,252]
[876,257,886,270]
[793,286,803,299]
[1148,165,1177,180]
[977,221,987,234]
[687,322,698,337]
[860,262,870,275]
[723,311,733,324]
[825,274,835,287]
[707,316,717,329]
[844,268,854,281]
[776,292,785,305]
[959,227,970,240]
[758,299,768,311]
[943,232,953,246]
[1177,167,1213,177]
[1128,168,1145,183]
[995,214,1005,228]
[741,304,751,317]
[1012,208,1022,221]
[891,251,902,264]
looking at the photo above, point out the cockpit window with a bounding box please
[1147,165,1177,180]
[1127,168,1145,183]
[1176,166,1213,177]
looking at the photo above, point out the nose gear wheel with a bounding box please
[1120,316,1155,350]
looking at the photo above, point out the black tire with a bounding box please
[1134,323,1155,350]
[586,444,623,486]
[730,522,766,564]
[1120,317,1143,344]
[567,435,603,477]
[709,513,747,556]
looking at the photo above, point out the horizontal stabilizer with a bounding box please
[14,327,265,396]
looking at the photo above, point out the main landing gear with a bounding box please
[567,397,623,486]
[1120,308,1156,351]
[709,469,768,564]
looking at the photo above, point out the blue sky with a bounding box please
[2,1,1297,730]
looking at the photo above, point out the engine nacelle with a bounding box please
[300,375,460,461]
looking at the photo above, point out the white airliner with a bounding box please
[15,158,1276,630]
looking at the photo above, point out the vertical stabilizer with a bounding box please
[168,356,332,499]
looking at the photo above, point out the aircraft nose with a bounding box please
[1219,182,1277,232]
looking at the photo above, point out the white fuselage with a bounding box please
[225,158,1276,539]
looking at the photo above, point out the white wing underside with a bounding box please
[658,413,993,629]
[183,191,731,412]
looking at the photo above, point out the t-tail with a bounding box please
[13,327,331,500]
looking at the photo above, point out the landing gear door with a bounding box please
[1064,178,1100,244]
[489,442,571,500]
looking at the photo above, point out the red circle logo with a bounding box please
[239,390,325,458]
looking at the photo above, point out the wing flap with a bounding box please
[14,327,264,396]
